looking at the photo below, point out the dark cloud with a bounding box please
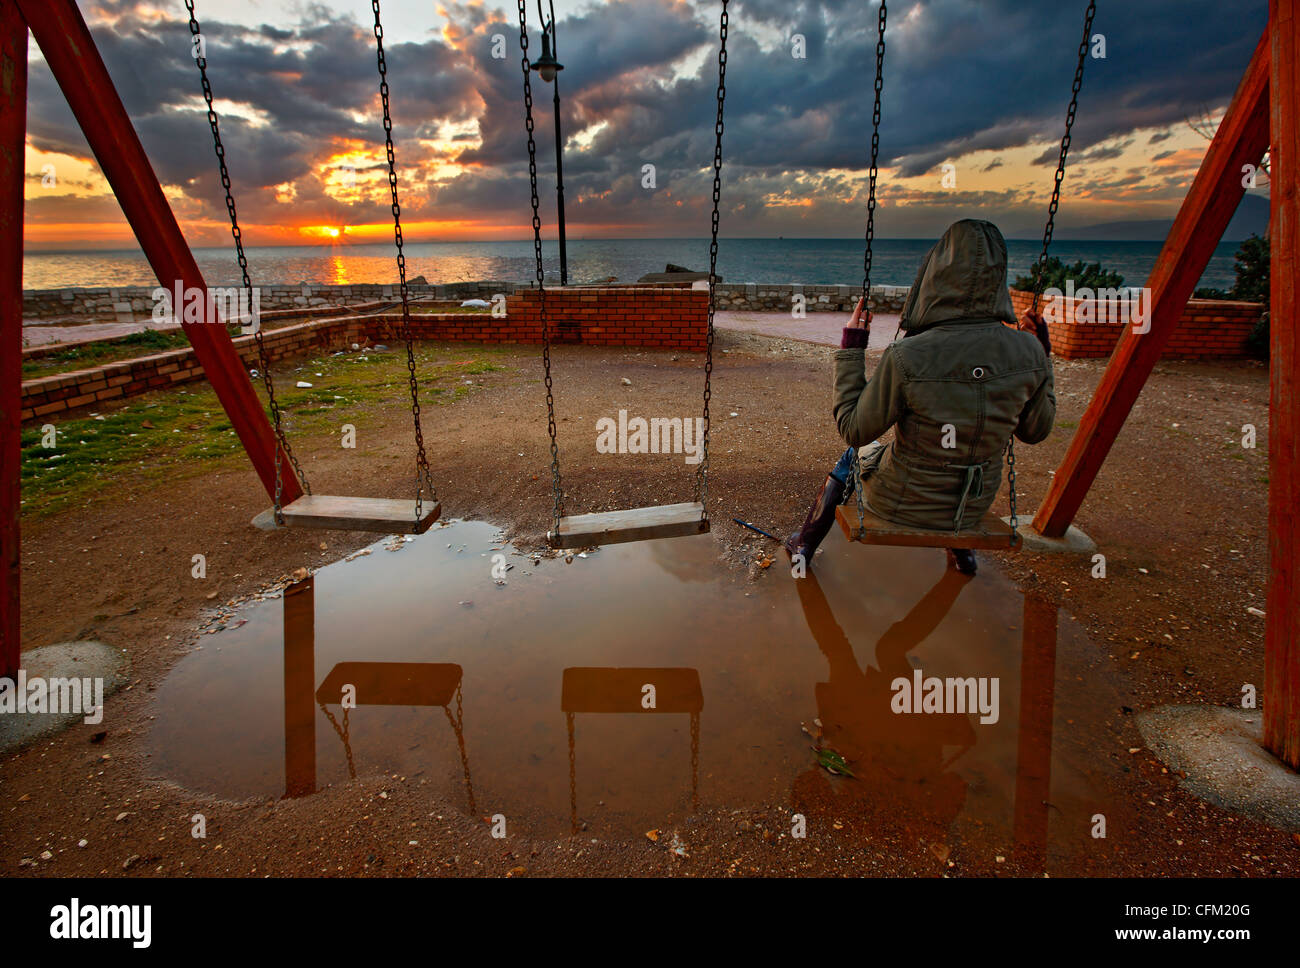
[25,0,1270,240]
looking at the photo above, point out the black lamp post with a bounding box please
[530,1,567,286]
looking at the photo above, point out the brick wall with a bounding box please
[20,286,710,422]
[1008,288,1262,360]
[509,286,709,351]
[21,314,381,423]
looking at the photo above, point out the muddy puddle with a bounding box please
[150,519,1127,870]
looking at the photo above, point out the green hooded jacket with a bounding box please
[833,219,1055,531]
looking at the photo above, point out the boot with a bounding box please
[785,474,848,563]
[946,548,978,576]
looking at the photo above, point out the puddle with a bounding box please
[150,520,1126,870]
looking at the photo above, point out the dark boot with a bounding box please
[785,474,848,563]
[946,548,978,576]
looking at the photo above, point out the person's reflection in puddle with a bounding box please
[792,569,976,849]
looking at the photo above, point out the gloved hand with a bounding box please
[1017,311,1052,357]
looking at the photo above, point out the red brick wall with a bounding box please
[1008,288,1262,360]
[509,286,709,351]
[20,287,709,423]
[21,316,374,423]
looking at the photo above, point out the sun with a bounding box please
[325,227,341,238]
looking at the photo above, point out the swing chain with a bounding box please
[519,0,564,532]
[854,0,887,539]
[695,0,728,514]
[373,0,436,525]
[185,1,310,524]
[1029,0,1097,315]
[1017,0,1096,546]
[1006,436,1019,547]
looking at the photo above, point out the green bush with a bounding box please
[1013,257,1125,292]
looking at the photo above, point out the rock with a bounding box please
[123,854,141,870]
[78,839,88,848]
[621,378,632,386]
[40,850,53,860]
[296,381,313,388]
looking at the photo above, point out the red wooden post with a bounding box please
[1012,595,1059,872]
[1264,0,1299,769]
[13,0,302,507]
[0,0,25,680]
[283,578,316,798]
[1031,30,1272,538]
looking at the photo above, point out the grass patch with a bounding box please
[20,346,511,517]
[23,328,197,379]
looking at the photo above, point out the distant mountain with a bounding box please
[1058,193,1269,242]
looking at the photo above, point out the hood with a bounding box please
[898,219,1017,333]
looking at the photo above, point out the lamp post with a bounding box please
[529,1,567,286]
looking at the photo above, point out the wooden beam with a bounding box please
[14,0,301,506]
[836,504,1020,550]
[0,0,25,681]
[1031,29,1272,538]
[1265,0,1299,769]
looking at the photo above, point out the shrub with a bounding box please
[1013,256,1125,292]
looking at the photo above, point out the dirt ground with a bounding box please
[4,327,1296,877]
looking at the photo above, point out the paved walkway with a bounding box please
[715,310,900,350]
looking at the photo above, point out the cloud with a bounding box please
[23,0,1271,244]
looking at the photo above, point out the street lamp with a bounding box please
[529,0,567,286]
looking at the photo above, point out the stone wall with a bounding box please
[21,280,908,320]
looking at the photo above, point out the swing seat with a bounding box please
[316,662,462,707]
[547,501,709,549]
[836,504,1020,550]
[278,495,441,534]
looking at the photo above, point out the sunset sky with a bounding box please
[20,0,1273,251]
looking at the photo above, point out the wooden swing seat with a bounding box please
[278,495,441,534]
[547,501,709,549]
[836,504,1020,550]
[316,662,462,707]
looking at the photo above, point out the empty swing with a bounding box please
[516,0,731,549]
[186,0,439,534]
[836,0,1098,551]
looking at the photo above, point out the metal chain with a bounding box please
[1015,0,1096,547]
[320,702,357,780]
[567,711,578,834]
[1029,0,1097,315]
[853,0,887,539]
[442,684,477,813]
[690,711,700,812]
[1006,437,1019,546]
[372,1,436,526]
[518,1,564,532]
[185,2,310,522]
[694,0,728,515]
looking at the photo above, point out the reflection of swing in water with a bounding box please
[793,570,1061,870]
[561,668,702,835]
[282,579,475,813]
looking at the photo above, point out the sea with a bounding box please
[21,237,1244,292]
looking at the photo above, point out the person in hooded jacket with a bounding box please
[785,218,1055,576]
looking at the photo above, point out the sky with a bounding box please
[19,0,1273,251]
